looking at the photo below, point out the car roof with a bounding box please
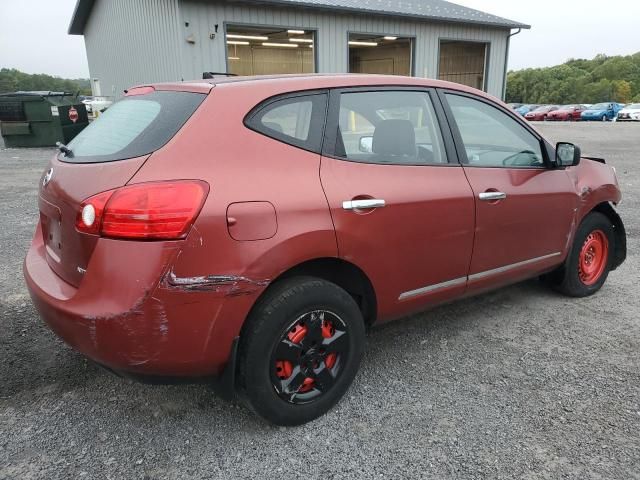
[135,74,499,102]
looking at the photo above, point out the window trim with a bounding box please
[436,88,554,169]
[322,86,460,167]
[244,89,329,154]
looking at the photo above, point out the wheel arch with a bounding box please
[246,257,378,329]
[590,202,626,270]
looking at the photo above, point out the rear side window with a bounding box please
[245,93,327,153]
[334,90,447,165]
[62,91,205,163]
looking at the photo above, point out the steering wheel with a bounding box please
[502,150,538,166]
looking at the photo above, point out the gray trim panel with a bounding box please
[398,277,467,300]
[398,252,562,301]
[468,252,562,281]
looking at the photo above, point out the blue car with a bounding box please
[515,104,539,116]
[581,102,622,121]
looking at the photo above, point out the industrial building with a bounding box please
[69,0,529,100]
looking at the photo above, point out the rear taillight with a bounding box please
[76,181,209,240]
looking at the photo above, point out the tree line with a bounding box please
[506,52,640,105]
[0,68,91,96]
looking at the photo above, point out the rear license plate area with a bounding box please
[39,197,63,263]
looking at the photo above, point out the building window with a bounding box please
[226,26,315,75]
[438,41,488,91]
[348,34,413,76]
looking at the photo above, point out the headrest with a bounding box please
[372,119,416,156]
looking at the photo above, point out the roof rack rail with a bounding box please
[202,72,237,79]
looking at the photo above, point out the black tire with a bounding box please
[546,212,614,297]
[237,276,365,426]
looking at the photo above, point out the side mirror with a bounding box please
[556,142,581,167]
[359,136,373,153]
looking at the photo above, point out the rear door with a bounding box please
[319,88,475,320]
[38,89,207,286]
[439,90,577,294]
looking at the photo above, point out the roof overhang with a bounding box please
[242,0,530,30]
[69,0,529,36]
[68,0,95,35]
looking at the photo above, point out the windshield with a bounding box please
[590,103,611,110]
[63,90,205,163]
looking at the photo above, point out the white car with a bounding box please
[616,103,640,122]
[85,97,113,117]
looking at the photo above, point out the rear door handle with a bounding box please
[479,191,507,201]
[342,199,386,210]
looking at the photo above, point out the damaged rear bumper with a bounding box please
[23,224,265,380]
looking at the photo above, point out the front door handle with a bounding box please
[479,191,507,201]
[342,199,386,210]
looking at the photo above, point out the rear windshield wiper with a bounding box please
[56,142,74,158]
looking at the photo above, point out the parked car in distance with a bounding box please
[84,96,113,116]
[507,103,523,110]
[616,103,640,122]
[24,75,627,426]
[524,105,560,121]
[515,104,539,116]
[546,104,586,121]
[581,102,622,121]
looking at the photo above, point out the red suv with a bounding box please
[24,75,626,425]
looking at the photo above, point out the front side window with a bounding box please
[334,90,447,165]
[445,94,545,168]
[246,94,326,153]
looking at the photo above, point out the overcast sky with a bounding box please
[1,0,639,79]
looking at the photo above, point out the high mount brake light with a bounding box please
[76,181,209,240]
[125,86,155,96]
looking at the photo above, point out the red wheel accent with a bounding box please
[325,353,337,369]
[275,360,292,379]
[321,318,335,338]
[578,229,609,286]
[287,323,308,343]
[298,377,315,393]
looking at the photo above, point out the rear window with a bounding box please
[61,90,205,163]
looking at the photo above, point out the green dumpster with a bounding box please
[0,91,89,147]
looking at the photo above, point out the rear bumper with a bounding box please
[24,222,260,378]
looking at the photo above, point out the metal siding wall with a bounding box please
[83,0,510,99]
[179,1,508,97]
[84,0,183,99]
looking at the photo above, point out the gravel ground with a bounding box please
[1,123,639,479]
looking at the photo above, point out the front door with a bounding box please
[320,88,475,320]
[441,91,578,293]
